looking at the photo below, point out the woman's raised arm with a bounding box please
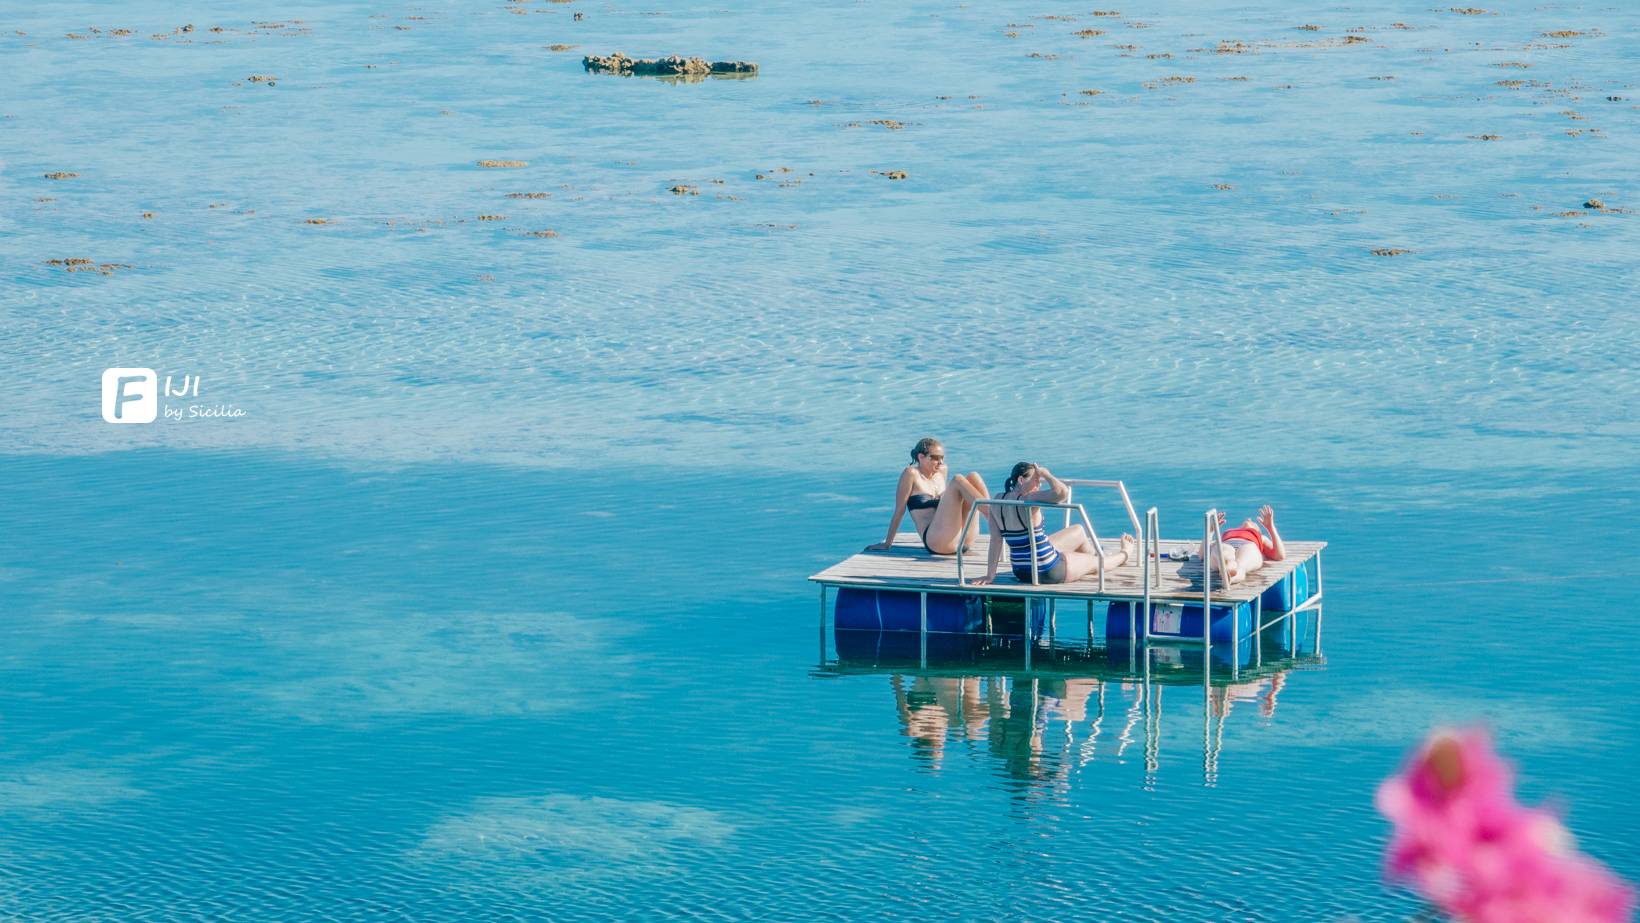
[1027,466,1070,504]
[1258,505,1286,561]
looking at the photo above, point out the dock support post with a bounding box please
[1024,597,1032,671]
[1291,594,1298,653]
[1203,511,1214,672]
[1143,508,1159,642]
[1254,594,1262,667]
[1141,518,1150,645]
[919,591,928,669]
[1087,600,1094,648]
[1314,551,1324,655]
[1049,598,1057,644]
[818,585,828,666]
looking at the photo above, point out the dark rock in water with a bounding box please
[1585,198,1605,209]
[583,52,758,78]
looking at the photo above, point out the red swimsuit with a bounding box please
[1221,525,1276,557]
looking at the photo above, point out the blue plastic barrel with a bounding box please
[1107,599,1254,643]
[1259,565,1310,611]
[834,588,985,633]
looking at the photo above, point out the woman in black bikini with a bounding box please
[866,438,990,555]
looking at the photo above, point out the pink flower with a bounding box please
[1376,729,1634,923]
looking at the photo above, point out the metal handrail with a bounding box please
[1143,507,1159,642]
[1146,507,1161,591]
[1204,509,1234,592]
[1202,509,1233,656]
[955,498,1106,591]
[1060,479,1144,549]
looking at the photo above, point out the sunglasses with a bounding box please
[924,454,946,463]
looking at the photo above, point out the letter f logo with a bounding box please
[102,368,158,423]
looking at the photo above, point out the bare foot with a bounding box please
[1120,533,1136,557]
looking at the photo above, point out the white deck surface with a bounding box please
[810,534,1326,605]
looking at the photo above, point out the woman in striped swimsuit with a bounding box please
[1199,506,1286,584]
[971,463,1135,586]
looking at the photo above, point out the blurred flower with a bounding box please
[1377,728,1634,923]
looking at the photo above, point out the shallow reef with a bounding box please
[582,52,758,80]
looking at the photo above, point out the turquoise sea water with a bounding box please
[4,0,1639,918]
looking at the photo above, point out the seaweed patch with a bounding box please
[582,53,758,80]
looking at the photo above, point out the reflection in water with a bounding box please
[891,675,979,767]
[832,621,1322,787]
[887,675,1099,781]
[892,672,1293,784]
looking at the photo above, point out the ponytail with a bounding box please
[1004,462,1037,494]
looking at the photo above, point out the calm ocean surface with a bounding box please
[3,0,1637,919]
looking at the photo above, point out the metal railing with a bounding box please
[1201,508,1235,657]
[1139,507,1160,642]
[1146,507,1162,590]
[823,490,1325,674]
[1061,479,1143,548]
[955,498,1107,591]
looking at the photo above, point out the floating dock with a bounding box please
[812,533,1325,606]
[810,489,1327,781]
[810,492,1325,673]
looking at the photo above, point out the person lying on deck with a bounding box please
[1199,505,1286,584]
[971,463,1135,586]
[866,437,990,555]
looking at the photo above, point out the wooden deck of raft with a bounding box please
[811,534,1327,605]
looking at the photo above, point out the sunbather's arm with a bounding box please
[1023,466,1070,504]
[1258,505,1286,561]
[970,505,1006,585]
[866,468,915,551]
